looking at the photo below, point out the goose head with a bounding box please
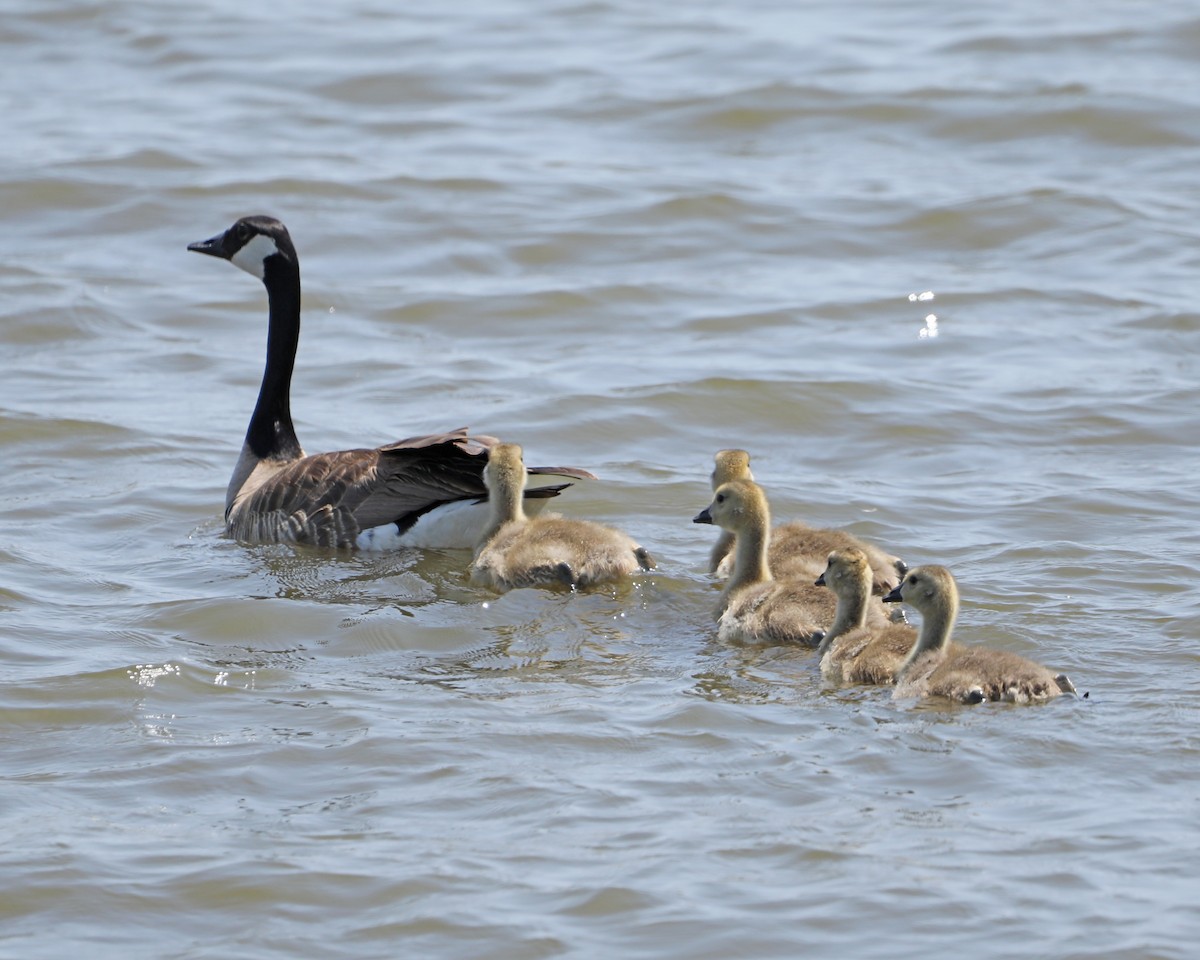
[884,565,960,657]
[188,215,298,281]
[711,448,753,490]
[815,547,872,596]
[883,565,959,618]
[693,478,768,533]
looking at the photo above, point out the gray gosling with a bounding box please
[883,565,1076,704]
[707,449,905,593]
[693,478,834,646]
[815,548,916,684]
[472,443,654,591]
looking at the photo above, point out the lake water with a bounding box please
[2,1,1199,957]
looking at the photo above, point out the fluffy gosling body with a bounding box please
[472,444,653,591]
[815,548,916,684]
[707,449,905,593]
[883,565,1076,704]
[694,478,834,646]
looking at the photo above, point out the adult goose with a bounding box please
[188,215,594,549]
[693,478,836,646]
[883,565,1077,704]
[471,443,654,590]
[706,449,906,594]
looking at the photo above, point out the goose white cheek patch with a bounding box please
[230,233,280,279]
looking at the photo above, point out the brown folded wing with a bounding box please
[228,428,596,548]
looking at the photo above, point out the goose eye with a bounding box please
[715,493,725,504]
[235,223,251,242]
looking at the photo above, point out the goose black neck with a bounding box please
[246,255,303,461]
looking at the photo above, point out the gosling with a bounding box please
[815,548,916,684]
[472,443,654,590]
[707,448,905,593]
[883,565,1076,704]
[693,478,835,645]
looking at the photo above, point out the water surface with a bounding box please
[2,1,1199,957]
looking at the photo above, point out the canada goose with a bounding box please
[471,443,654,590]
[883,565,1076,704]
[706,449,905,593]
[693,479,834,645]
[814,548,915,684]
[188,216,594,549]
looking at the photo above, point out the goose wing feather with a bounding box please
[229,429,597,547]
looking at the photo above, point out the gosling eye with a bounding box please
[715,493,725,504]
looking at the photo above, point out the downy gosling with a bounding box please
[472,443,654,591]
[883,565,1076,704]
[707,448,905,593]
[815,548,916,684]
[694,478,840,646]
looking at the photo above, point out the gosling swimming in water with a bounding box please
[706,449,906,594]
[472,443,654,591]
[694,478,837,646]
[815,548,916,684]
[883,565,1076,704]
